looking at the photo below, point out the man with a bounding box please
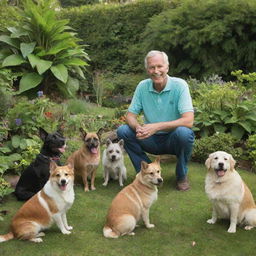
[117,50,194,191]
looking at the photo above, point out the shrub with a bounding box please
[246,134,256,171]
[192,133,242,163]
[0,177,12,202]
[141,0,256,79]
[0,0,89,98]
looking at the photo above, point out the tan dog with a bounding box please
[103,157,163,238]
[0,162,74,243]
[67,128,103,192]
[205,151,256,233]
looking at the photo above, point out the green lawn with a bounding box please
[1,155,256,256]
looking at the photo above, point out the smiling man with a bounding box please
[117,50,194,191]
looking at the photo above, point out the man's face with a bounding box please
[146,54,169,87]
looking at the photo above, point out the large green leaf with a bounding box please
[27,54,39,68]
[2,54,26,67]
[8,27,28,38]
[0,35,19,48]
[62,58,88,66]
[66,76,79,94]
[238,121,252,133]
[50,64,68,83]
[11,135,21,148]
[20,42,36,58]
[36,59,52,75]
[18,72,43,94]
[231,125,245,140]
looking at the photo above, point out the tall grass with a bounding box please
[1,155,256,256]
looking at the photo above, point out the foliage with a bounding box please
[141,0,256,79]
[0,177,12,202]
[246,134,256,171]
[0,0,89,98]
[0,69,19,118]
[60,0,168,74]
[0,0,21,31]
[65,98,91,114]
[192,79,256,140]
[231,70,256,91]
[6,96,60,137]
[192,133,242,163]
[59,0,100,7]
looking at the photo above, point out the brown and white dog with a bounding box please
[0,162,74,243]
[67,128,103,192]
[103,157,163,238]
[205,151,256,233]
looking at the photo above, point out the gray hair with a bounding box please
[144,50,169,69]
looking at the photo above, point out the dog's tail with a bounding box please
[103,226,119,239]
[0,232,14,242]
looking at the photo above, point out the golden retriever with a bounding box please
[205,151,256,233]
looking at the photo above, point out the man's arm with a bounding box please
[129,111,194,140]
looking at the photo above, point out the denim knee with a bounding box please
[175,127,194,146]
[117,124,134,139]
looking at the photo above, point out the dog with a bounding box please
[205,151,256,233]
[102,138,127,187]
[103,157,163,238]
[67,128,103,192]
[14,127,66,201]
[0,161,74,243]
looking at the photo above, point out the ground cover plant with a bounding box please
[1,156,256,256]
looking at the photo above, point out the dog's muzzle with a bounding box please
[59,179,68,191]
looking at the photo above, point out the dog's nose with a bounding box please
[111,156,116,161]
[218,162,224,168]
[61,179,66,185]
[157,178,163,183]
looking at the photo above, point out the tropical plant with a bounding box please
[0,0,89,98]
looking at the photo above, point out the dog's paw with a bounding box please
[146,224,155,229]
[62,230,71,235]
[84,187,89,192]
[207,219,216,224]
[244,225,253,230]
[30,238,43,243]
[119,183,124,187]
[227,227,236,233]
[102,182,108,186]
[91,186,96,191]
[66,226,73,230]
[128,232,135,236]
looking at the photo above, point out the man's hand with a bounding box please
[136,123,158,140]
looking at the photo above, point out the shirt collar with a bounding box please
[149,75,171,93]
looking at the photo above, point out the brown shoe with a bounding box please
[176,177,190,191]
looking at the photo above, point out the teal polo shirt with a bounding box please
[128,75,194,124]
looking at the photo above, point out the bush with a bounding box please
[60,0,169,74]
[141,0,256,79]
[0,177,12,202]
[246,134,256,171]
[192,133,242,163]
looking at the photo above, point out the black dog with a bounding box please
[14,127,66,201]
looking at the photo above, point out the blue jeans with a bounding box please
[117,125,194,181]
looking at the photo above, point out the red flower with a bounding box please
[44,112,53,119]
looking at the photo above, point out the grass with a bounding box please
[1,155,256,256]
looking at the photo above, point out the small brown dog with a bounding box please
[67,128,103,192]
[103,157,163,238]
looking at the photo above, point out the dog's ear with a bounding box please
[39,127,48,141]
[49,160,58,173]
[97,128,104,138]
[205,153,213,170]
[118,139,124,147]
[79,128,87,139]
[141,161,149,171]
[106,138,112,147]
[229,154,236,171]
[154,156,161,165]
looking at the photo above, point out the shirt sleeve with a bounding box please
[128,83,143,115]
[178,82,194,114]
